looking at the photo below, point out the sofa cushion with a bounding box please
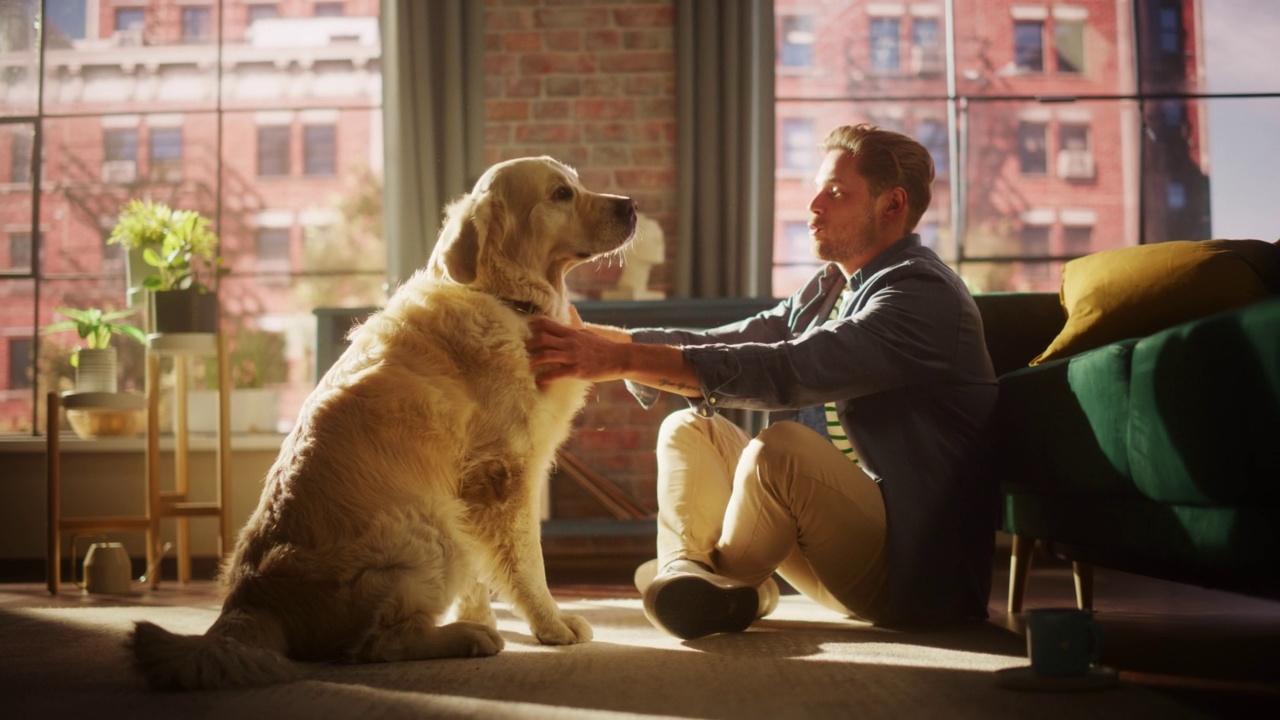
[995,339,1139,497]
[1127,295,1280,505]
[1003,493,1280,594]
[1032,239,1279,365]
[973,292,1065,376]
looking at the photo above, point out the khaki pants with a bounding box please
[655,410,888,619]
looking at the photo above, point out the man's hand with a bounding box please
[527,313,704,396]
[527,317,628,385]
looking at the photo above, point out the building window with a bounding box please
[1159,7,1181,53]
[1064,225,1093,257]
[1019,224,1052,282]
[911,17,942,74]
[115,7,145,32]
[1018,122,1048,174]
[103,128,138,183]
[10,132,32,184]
[7,338,34,390]
[1055,20,1084,73]
[149,128,183,182]
[314,3,345,17]
[1057,123,1094,180]
[181,7,213,44]
[303,125,337,176]
[8,232,32,271]
[917,118,948,177]
[248,4,280,25]
[1167,182,1187,210]
[258,126,291,176]
[46,0,87,40]
[104,128,138,162]
[781,119,815,171]
[256,227,291,263]
[1014,20,1045,72]
[870,18,900,71]
[779,15,814,68]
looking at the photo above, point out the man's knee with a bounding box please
[656,408,704,452]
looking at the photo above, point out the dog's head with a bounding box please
[428,157,638,303]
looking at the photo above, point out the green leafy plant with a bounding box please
[107,199,223,292]
[43,306,147,365]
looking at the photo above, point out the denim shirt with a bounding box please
[630,235,1000,626]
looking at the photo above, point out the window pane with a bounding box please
[1197,0,1280,94]
[870,18,900,71]
[182,7,214,44]
[0,0,40,117]
[1055,21,1084,74]
[258,126,291,176]
[779,15,814,68]
[1014,21,1044,73]
[779,118,815,172]
[40,4,220,115]
[1,279,36,432]
[46,0,87,41]
[6,122,34,185]
[1017,121,1047,174]
[963,100,1139,283]
[0,4,383,437]
[304,124,337,176]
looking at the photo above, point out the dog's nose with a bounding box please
[616,197,638,224]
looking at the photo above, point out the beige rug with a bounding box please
[0,595,1200,719]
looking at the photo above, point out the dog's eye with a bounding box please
[552,186,574,202]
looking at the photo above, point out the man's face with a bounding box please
[807,150,883,265]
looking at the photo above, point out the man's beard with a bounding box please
[812,207,880,264]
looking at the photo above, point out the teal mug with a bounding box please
[1026,608,1103,676]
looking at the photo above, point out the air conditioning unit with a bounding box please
[113,28,143,47]
[101,160,137,184]
[911,46,944,75]
[1057,150,1096,180]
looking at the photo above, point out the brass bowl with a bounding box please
[66,407,145,438]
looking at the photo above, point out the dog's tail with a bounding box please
[130,619,303,691]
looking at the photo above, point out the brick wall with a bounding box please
[481,0,679,520]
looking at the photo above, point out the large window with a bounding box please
[0,1,383,435]
[772,0,1280,296]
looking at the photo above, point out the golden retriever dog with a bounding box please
[131,156,637,690]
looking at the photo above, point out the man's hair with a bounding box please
[819,123,935,232]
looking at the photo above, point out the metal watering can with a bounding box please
[75,541,132,595]
[73,537,169,595]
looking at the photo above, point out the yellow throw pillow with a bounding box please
[1031,239,1273,365]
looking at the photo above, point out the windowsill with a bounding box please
[0,432,287,454]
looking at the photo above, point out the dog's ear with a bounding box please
[429,197,482,284]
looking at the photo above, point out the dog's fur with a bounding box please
[130,157,637,690]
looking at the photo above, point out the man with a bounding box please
[527,124,999,638]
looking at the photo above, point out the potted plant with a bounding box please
[107,199,223,334]
[42,306,148,437]
[190,326,288,434]
[43,306,147,394]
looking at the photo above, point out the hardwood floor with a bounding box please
[4,553,1277,716]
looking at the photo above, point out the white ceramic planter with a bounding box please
[75,347,118,393]
[186,388,281,434]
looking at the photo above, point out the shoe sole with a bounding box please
[643,574,759,640]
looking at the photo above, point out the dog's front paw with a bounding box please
[459,622,506,656]
[534,613,593,645]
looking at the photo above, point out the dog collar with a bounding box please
[501,298,542,316]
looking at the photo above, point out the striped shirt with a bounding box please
[824,285,858,463]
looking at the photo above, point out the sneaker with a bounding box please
[642,559,779,640]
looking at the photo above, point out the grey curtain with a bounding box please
[675,1,776,298]
[380,0,485,287]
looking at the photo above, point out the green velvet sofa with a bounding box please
[975,290,1280,612]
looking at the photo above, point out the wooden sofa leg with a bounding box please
[1008,535,1034,614]
[1073,561,1094,611]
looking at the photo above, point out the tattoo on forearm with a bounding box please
[657,378,699,392]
